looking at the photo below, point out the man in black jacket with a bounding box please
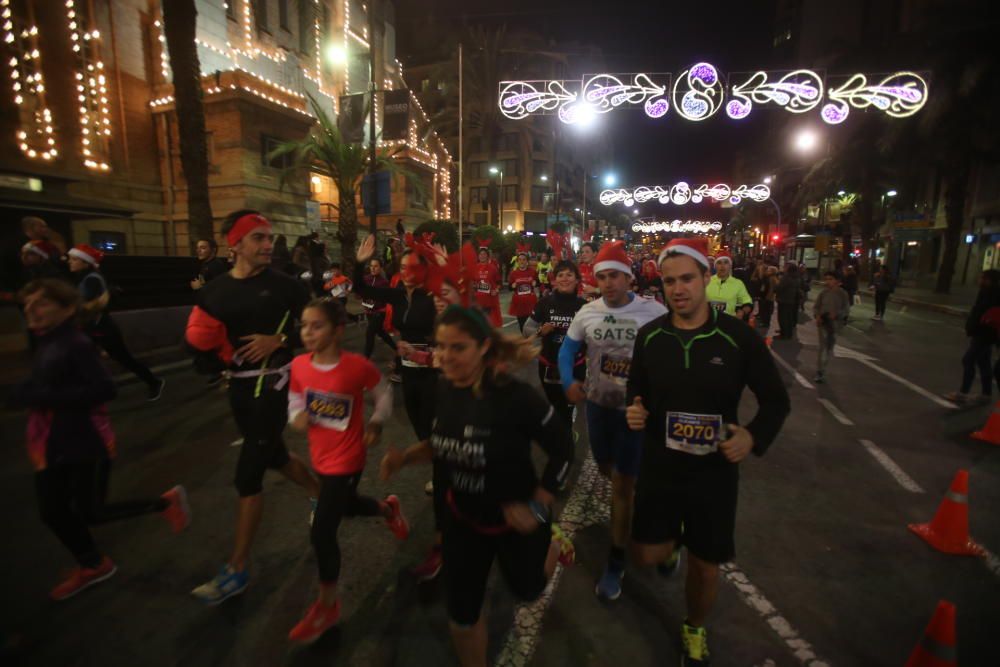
[945,269,1000,405]
[625,238,790,666]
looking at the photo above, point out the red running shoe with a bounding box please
[288,599,341,644]
[383,495,409,541]
[161,485,191,533]
[50,556,117,601]
[409,546,443,581]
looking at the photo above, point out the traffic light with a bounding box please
[772,234,781,242]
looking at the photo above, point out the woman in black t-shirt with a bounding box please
[380,305,574,667]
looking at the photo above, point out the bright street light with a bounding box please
[794,129,819,153]
[574,207,581,212]
[837,190,846,196]
[325,43,348,66]
[763,176,773,185]
[540,174,548,182]
[886,189,898,197]
[489,166,499,175]
[633,209,639,215]
[604,173,617,187]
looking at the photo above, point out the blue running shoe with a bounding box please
[191,565,248,605]
[595,562,624,600]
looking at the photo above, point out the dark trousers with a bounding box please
[364,311,397,359]
[36,458,167,567]
[961,338,994,396]
[538,365,574,434]
[778,302,799,338]
[517,315,529,333]
[757,300,775,329]
[875,291,890,317]
[311,472,381,582]
[88,315,159,387]
[401,366,436,440]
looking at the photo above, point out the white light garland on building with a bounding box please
[632,220,724,234]
[601,182,771,207]
[3,0,57,161]
[499,64,928,125]
[67,0,111,171]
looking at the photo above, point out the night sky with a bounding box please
[396,0,779,192]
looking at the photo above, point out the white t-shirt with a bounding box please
[566,294,667,409]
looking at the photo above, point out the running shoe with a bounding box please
[681,621,710,665]
[383,495,409,540]
[288,599,341,644]
[148,378,166,402]
[656,549,681,578]
[191,565,249,605]
[161,485,191,533]
[594,562,624,601]
[50,556,117,601]
[410,546,443,581]
[551,523,575,567]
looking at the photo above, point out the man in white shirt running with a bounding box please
[558,241,667,600]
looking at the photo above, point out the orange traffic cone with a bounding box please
[908,470,984,556]
[970,400,1000,445]
[904,600,957,667]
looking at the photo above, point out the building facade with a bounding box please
[0,0,452,257]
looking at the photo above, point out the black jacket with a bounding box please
[966,286,1000,342]
[353,262,436,345]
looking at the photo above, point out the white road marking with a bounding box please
[502,317,519,328]
[771,350,814,389]
[817,398,854,426]
[721,563,831,666]
[858,439,925,493]
[982,546,1000,580]
[851,356,956,409]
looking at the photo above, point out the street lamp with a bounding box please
[325,43,348,66]
[490,165,504,228]
[837,190,846,196]
[794,129,819,153]
[763,175,773,185]
[604,173,617,187]
[886,189,898,197]
[633,209,639,215]
[540,174,548,182]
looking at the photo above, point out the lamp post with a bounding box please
[489,165,504,229]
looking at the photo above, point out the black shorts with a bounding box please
[442,511,551,626]
[631,469,739,564]
[228,377,291,497]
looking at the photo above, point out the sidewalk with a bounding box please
[818,282,975,319]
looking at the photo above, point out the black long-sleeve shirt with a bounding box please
[352,262,436,345]
[627,310,790,481]
[529,290,587,366]
[431,375,574,525]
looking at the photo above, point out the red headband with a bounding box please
[226,213,271,246]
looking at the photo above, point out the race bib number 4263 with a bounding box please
[306,389,353,431]
[666,412,723,455]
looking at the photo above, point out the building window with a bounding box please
[421,78,430,92]
[298,0,312,53]
[533,160,548,178]
[254,0,268,32]
[532,137,544,152]
[279,0,289,29]
[503,158,518,176]
[531,186,547,210]
[261,135,291,169]
[499,134,518,152]
[470,162,486,179]
[470,186,488,206]
[502,185,519,204]
[226,1,236,20]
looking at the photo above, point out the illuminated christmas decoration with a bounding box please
[726,69,823,119]
[67,0,111,171]
[672,62,724,121]
[632,220,724,234]
[821,71,927,124]
[600,182,770,207]
[499,65,928,125]
[3,0,56,161]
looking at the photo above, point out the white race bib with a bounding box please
[666,412,723,455]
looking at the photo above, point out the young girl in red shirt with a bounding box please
[286,298,408,643]
[508,252,538,333]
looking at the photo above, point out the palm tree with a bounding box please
[161,0,213,251]
[268,95,422,274]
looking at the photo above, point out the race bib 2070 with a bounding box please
[666,412,723,455]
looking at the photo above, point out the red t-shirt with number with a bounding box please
[508,268,538,317]
[289,352,381,475]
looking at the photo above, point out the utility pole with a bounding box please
[367,0,378,234]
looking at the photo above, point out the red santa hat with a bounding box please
[658,237,710,269]
[21,240,50,260]
[714,249,732,262]
[593,241,632,276]
[68,244,104,267]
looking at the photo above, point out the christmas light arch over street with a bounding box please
[499,63,927,125]
[632,220,724,234]
[600,182,771,207]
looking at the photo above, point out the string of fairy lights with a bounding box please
[67,0,111,171]
[3,0,57,161]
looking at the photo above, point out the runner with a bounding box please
[813,270,850,384]
[557,241,667,600]
[473,245,503,327]
[578,242,600,300]
[705,251,753,320]
[536,250,553,296]
[185,209,320,604]
[508,252,539,333]
[13,279,189,600]
[524,260,586,440]
[67,244,166,400]
[286,297,408,643]
[379,305,574,667]
[190,238,229,291]
[626,237,790,665]
[353,234,443,580]
[360,258,398,361]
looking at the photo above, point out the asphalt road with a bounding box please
[1,292,998,666]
